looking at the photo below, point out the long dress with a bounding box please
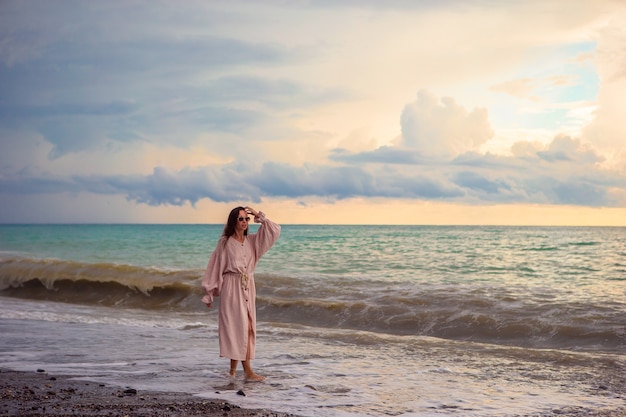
[201,212,281,360]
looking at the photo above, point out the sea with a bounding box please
[0,224,624,416]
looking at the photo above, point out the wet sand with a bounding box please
[0,368,300,417]
[1,368,625,417]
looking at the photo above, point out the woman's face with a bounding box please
[235,209,249,233]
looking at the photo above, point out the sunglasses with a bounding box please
[238,216,251,222]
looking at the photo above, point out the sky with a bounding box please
[1,0,626,225]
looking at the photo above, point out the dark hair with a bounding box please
[222,206,248,237]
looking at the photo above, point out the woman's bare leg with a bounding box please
[229,360,238,377]
[243,316,265,381]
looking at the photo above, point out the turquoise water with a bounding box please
[2,224,625,281]
[1,224,625,416]
[0,224,218,269]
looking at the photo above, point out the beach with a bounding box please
[1,368,624,417]
[0,368,301,417]
[1,224,625,416]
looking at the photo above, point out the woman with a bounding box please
[201,206,281,381]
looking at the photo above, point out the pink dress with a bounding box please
[201,212,281,361]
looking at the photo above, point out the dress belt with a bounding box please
[224,272,250,290]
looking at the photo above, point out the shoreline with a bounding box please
[1,368,626,417]
[0,368,301,417]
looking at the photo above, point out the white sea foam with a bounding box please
[0,296,213,330]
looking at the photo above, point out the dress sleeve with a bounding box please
[251,212,281,258]
[201,237,227,306]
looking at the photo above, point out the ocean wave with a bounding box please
[1,256,624,353]
[256,293,625,353]
[0,256,203,310]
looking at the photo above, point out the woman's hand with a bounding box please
[245,207,259,217]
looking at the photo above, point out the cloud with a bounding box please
[0,12,346,157]
[329,146,428,165]
[251,163,376,198]
[0,6,313,158]
[490,78,537,99]
[582,10,626,160]
[6,79,623,209]
[3,130,623,208]
[455,135,624,206]
[330,90,494,165]
[400,90,494,159]
[323,84,625,207]
[1,1,626,224]
[0,160,463,205]
[490,75,578,101]
[0,101,138,119]
[98,165,261,206]
[536,135,603,164]
[451,171,511,195]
